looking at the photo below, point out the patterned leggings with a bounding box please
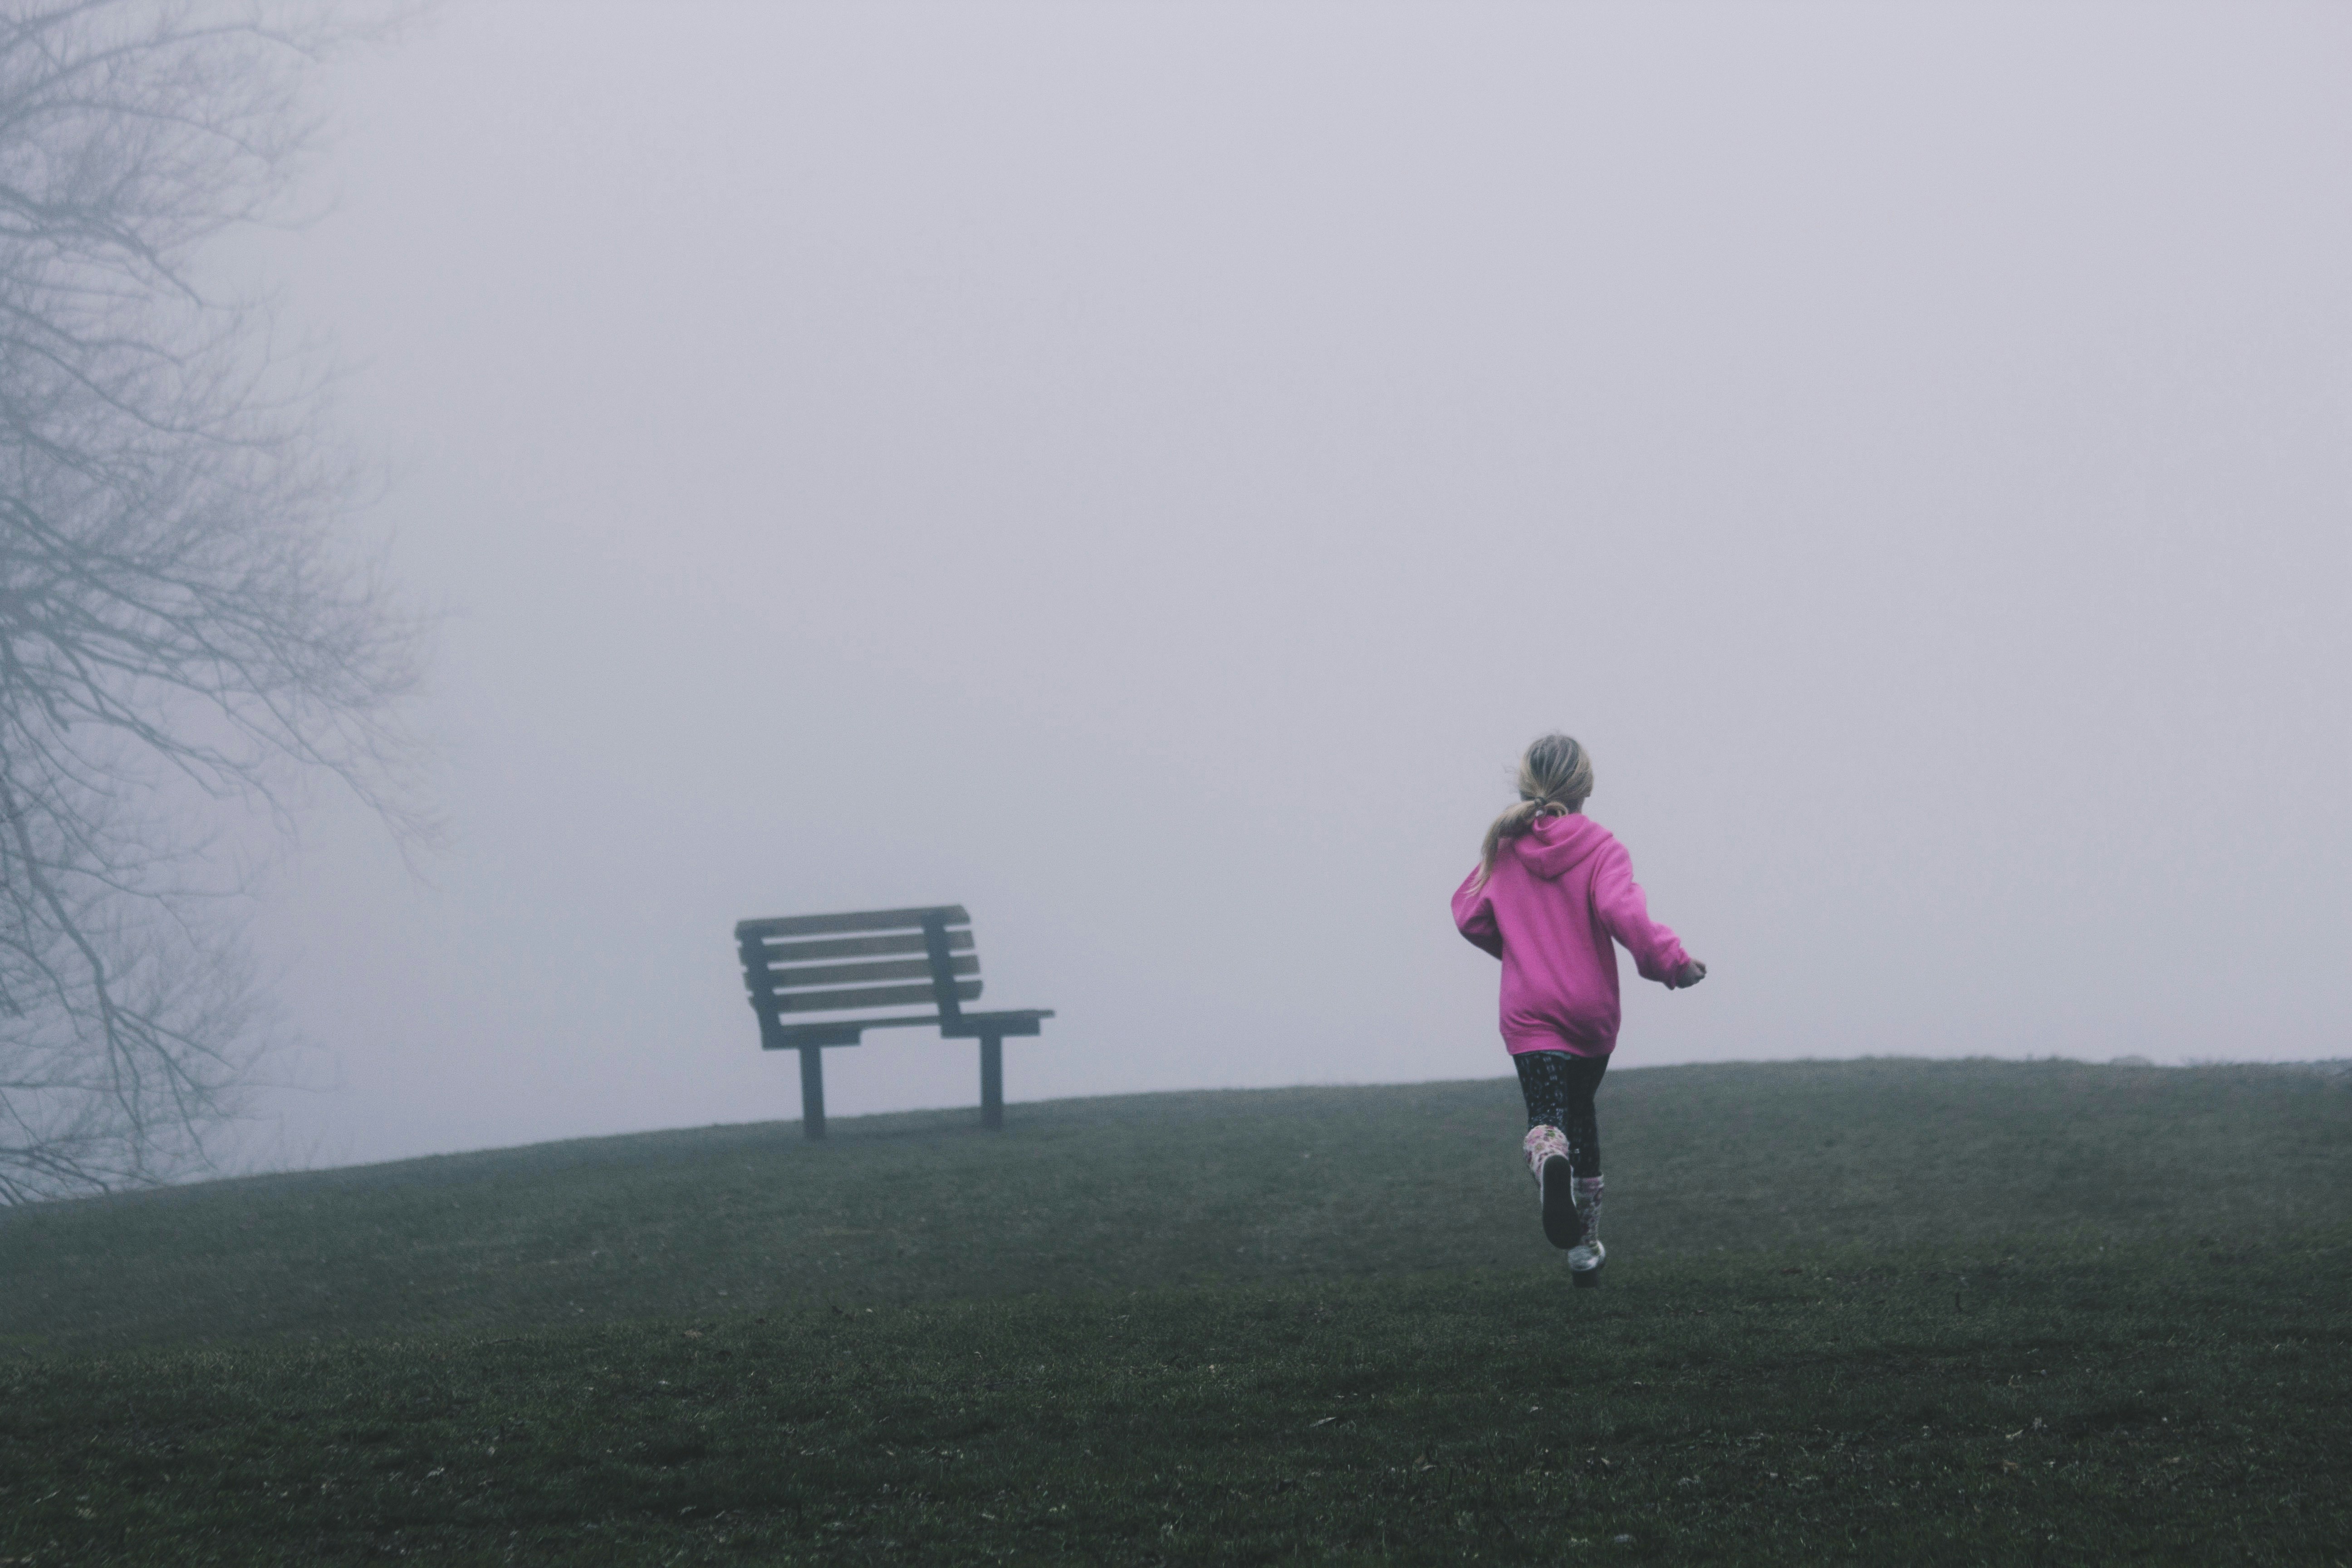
[1515,1049,1607,1177]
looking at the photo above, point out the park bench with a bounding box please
[733,904,1054,1139]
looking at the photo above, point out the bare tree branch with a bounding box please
[0,0,422,1202]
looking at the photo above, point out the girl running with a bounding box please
[1451,734,1705,1287]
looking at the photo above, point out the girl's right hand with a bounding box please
[1672,959,1707,989]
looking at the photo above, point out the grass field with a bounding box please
[3,1058,2348,1564]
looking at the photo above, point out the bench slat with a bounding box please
[771,979,983,1014]
[766,1011,952,1045]
[735,905,969,940]
[752,930,975,964]
[764,955,979,991]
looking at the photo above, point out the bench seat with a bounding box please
[734,905,1054,1136]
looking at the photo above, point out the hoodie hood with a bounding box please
[1511,812,1613,881]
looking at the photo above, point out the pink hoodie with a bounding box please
[1451,813,1691,1058]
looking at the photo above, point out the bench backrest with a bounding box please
[734,905,982,1037]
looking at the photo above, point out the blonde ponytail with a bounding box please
[1472,733,1595,889]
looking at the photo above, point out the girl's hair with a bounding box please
[1473,733,1595,889]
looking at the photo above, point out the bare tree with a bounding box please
[0,0,420,1202]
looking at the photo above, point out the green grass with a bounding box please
[3,1059,2349,1563]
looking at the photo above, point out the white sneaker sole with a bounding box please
[1568,1241,1607,1289]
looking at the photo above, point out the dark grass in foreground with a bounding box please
[5,1059,2347,1357]
[4,1241,2348,1565]
[3,1060,2350,1563]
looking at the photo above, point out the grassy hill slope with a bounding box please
[5,1058,2346,1358]
[3,1059,2348,1565]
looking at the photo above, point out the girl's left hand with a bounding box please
[1671,959,1707,990]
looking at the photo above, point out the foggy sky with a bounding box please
[241,1,2352,1170]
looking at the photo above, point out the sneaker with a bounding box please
[1568,1240,1607,1288]
[1539,1156,1580,1248]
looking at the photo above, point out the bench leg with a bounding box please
[799,1045,827,1140]
[980,1034,1003,1130]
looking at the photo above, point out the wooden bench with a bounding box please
[733,904,1054,1139]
